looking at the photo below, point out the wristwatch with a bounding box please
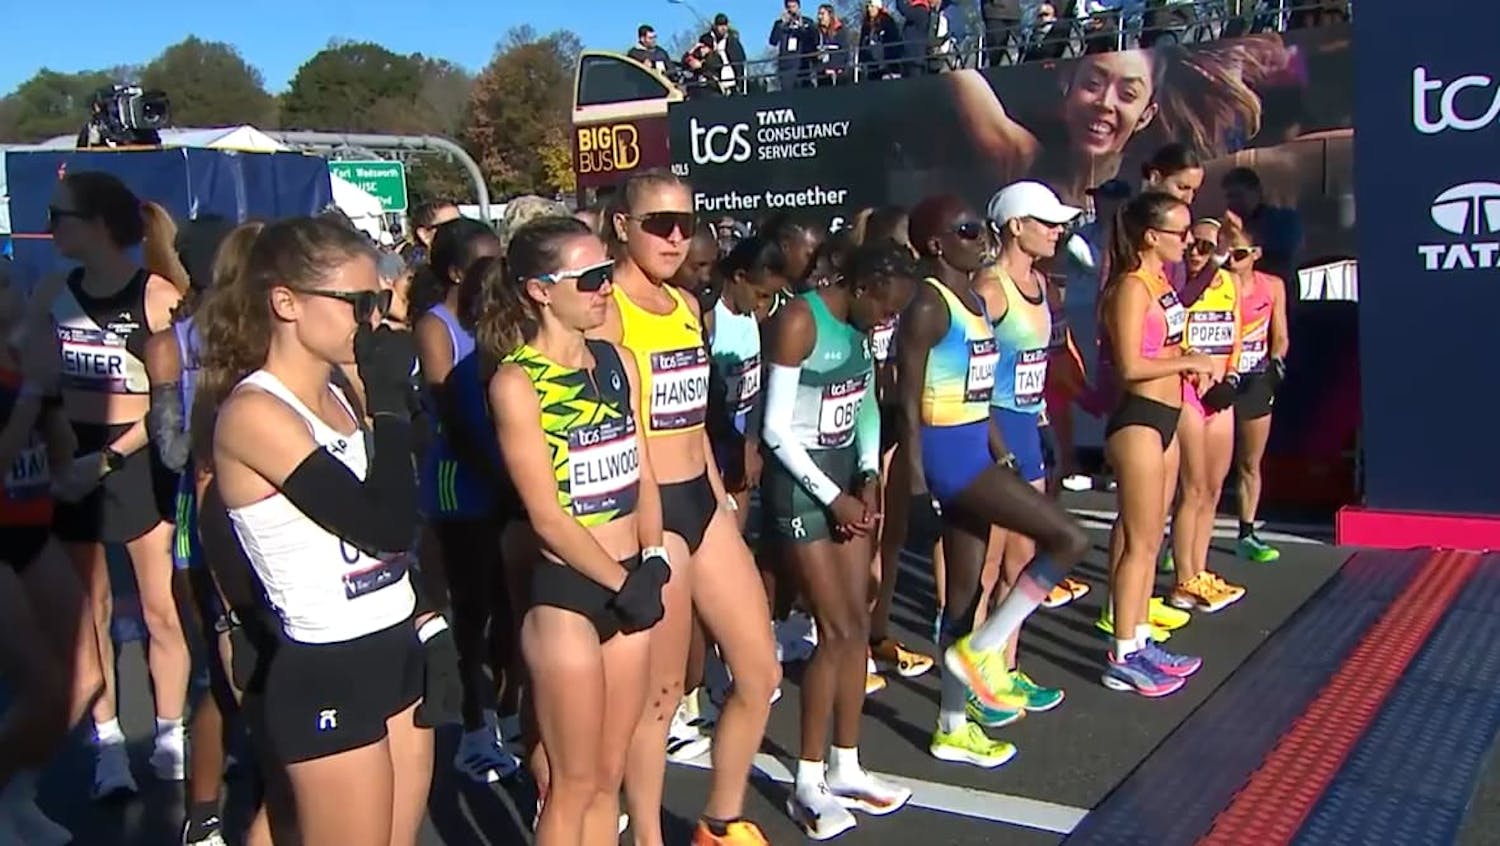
[102,446,126,473]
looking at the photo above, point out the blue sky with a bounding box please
[1,0,783,95]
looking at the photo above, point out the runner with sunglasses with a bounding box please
[1098,192,1212,698]
[201,218,438,846]
[898,195,1089,767]
[483,217,665,846]
[411,219,517,785]
[596,170,778,846]
[968,182,1084,717]
[762,239,916,839]
[1223,215,1288,563]
[1162,218,1246,612]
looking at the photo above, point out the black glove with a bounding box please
[611,552,671,634]
[1268,357,1287,390]
[354,323,418,417]
[414,616,463,729]
[1201,378,1238,413]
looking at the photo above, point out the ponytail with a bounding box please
[1103,191,1185,292]
[141,201,190,294]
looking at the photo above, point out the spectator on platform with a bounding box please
[895,0,936,75]
[627,25,675,77]
[683,34,728,98]
[1222,166,1301,288]
[770,0,817,90]
[1023,1,1071,62]
[701,13,747,94]
[982,0,1025,66]
[812,5,853,86]
[858,0,905,80]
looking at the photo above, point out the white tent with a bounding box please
[1,125,387,239]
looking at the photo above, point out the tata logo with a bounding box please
[1418,182,1500,271]
[689,117,752,165]
[1413,67,1500,134]
[576,124,642,175]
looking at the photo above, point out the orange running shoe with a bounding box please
[692,818,771,845]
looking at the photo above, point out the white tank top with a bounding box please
[227,370,416,644]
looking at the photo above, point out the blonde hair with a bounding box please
[141,201,190,294]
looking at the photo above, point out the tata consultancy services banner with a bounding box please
[1354,5,1500,513]
[670,24,1352,220]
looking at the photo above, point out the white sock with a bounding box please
[794,759,826,795]
[1115,637,1139,659]
[155,717,184,742]
[827,746,860,782]
[969,556,1063,652]
[938,668,968,733]
[1134,624,1154,645]
[94,718,125,745]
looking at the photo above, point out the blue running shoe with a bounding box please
[1138,639,1202,679]
[1101,651,1185,698]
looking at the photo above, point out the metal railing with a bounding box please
[671,0,1349,97]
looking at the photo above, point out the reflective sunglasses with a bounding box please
[952,220,986,241]
[632,211,697,240]
[537,259,614,293]
[302,288,392,323]
[1228,247,1257,263]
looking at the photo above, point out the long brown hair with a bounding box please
[140,201,190,294]
[474,217,592,360]
[175,221,263,324]
[195,218,375,410]
[1103,190,1186,292]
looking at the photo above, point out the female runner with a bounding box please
[1164,218,1245,612]
[0,264,100,845]
[144,215,255,846]
[483,217,665,846]
[595,170,779,846]
[41,174,189,796]
[761,240,915,839]
[1225,215,1289,563]
[897,195,1088,766]
[411,218,515,783]
[204,217,437,846]
[971,181,1084,715]
[1098,192,1211,698]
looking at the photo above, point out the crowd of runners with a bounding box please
[0,145,1289,845]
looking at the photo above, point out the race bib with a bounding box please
[568,416,641,517]
[341,548,412,600]
[649,347,710,431]
[965,338,999,403]
[871,320,897,364]
[1159,294,1187,347]
[1186,310,1236,355]
[1240,339,1268,372]
[1013,349,1048,408]
[728,354,762,417]
[817,375,869,448]
[4,440,49,499]
[1047,318,1067,352]
[58,326,129,392]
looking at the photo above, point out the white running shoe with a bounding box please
[1061,474,1092,492]
[665,702,712,762]
[92,741,138,800]
[151,725,186,781]
[826,769,913,816]
[454,728,520,784]
[786,782,858,840]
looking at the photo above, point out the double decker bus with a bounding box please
[570,51,681,204]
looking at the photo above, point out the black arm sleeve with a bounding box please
[278,415,418,555]
[148,383,192,472]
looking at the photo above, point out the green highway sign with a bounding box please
[329,160,409,213]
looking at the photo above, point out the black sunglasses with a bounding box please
[1228,247,1257,262]
[1190,240,1217,256]
[952,220,986,241]
[537,259,614,293]
[633,211,697,240]
[302,288,392,323]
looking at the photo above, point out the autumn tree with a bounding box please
[465,26,580,197]
[0,69,117,142]
[140,38,277,128]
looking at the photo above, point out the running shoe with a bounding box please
[1238,533,1281,563]
[871,637,934,678]
[1159,548,1175,574]
[1137,639,1203,678]
[786,783,858,840]
[865,672,888,695]
[1061,474,1092,491]
[1101,650,1185,697]
[1095,603,1174,643]
[1205,572,1247,605]
[1169,573,1236,613]
[666,702,713,762]
[183,819,228,846]
[692,818,772,845]
[1042,584,1074,608]
[1010,669,1065,712]
[1149,596,1192,629]
[944,635,1028,712]
[827,770,913,815]
[150,724,186,781]
[454,727,520,784]
[1065,577,1091,601]
[965,693,1024,729]
[91,741,137,800]
[930,722,1018,768]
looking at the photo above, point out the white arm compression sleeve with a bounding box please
[760,363,843,507]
